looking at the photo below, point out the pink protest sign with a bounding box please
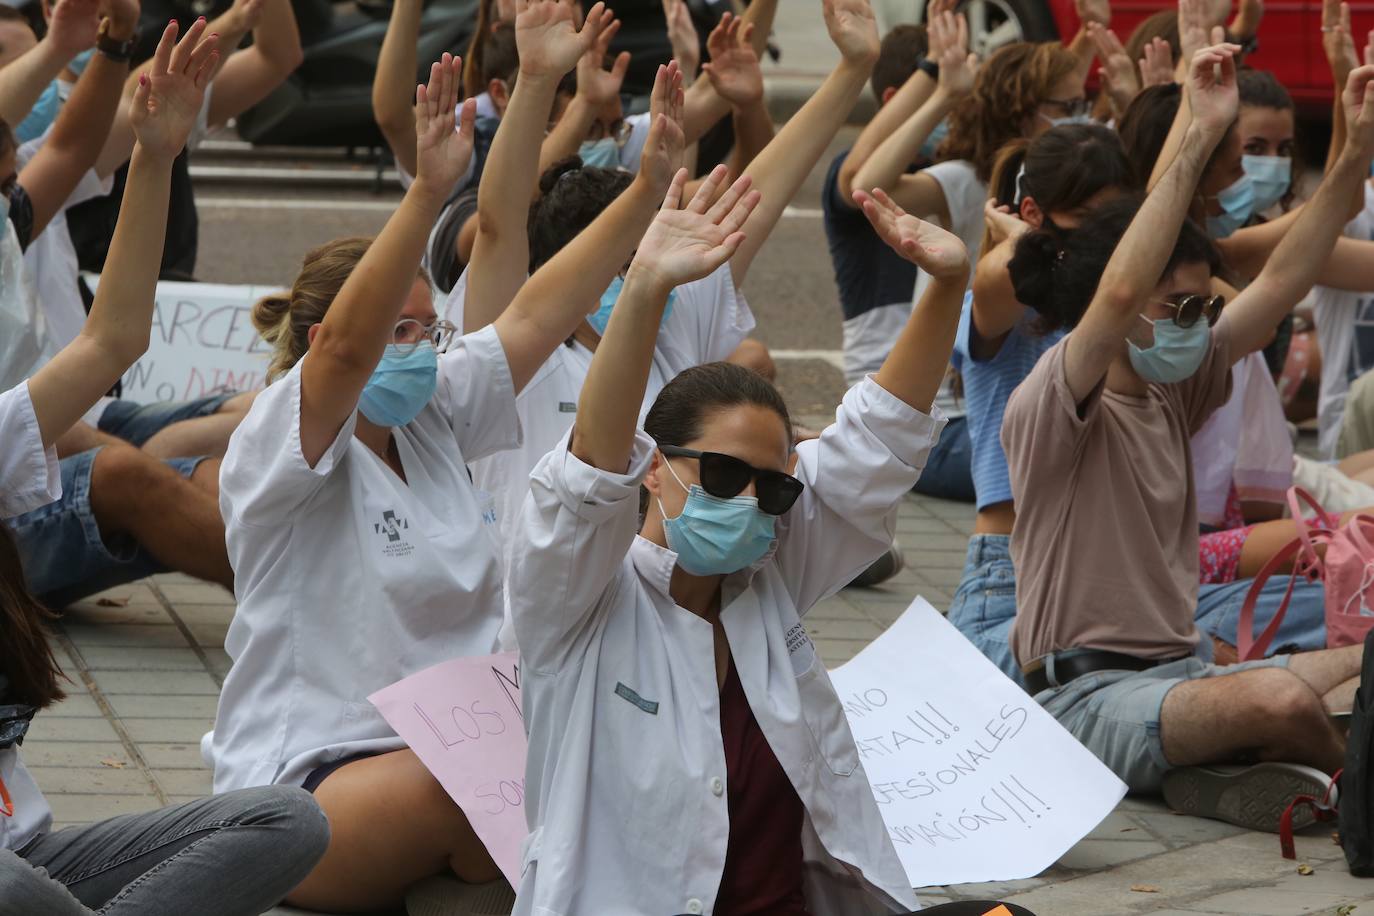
[369,651,528,888]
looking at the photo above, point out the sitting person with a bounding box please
[0,22,328,913]
[1000,43,1366,828]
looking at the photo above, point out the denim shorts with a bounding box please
[4,448,204,607]
[1036,655,1290,793]
[912,414,975,503]
[947,534,1022,688]
[97,394,234,447]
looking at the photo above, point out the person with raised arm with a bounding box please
[0,22,330,915]
[507,153,978,911]
[208,54,691,911]
[1000,44,1374,830]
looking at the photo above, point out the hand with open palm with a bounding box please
[413,53,478,199]
[130,20,220,163]
[517,0,609,80]
[630,165,760,292]
[702,14,762,107]
[824,0,879,66]
[856,187,968,282]
[637,61,687,196]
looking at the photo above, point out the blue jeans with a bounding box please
[97,394,233,447]
[913,414,974,503]
[0,787,328,915]
[946,534,1330,689]
[3,448,204,608]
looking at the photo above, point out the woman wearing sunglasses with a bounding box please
[506,157,968,912]
[995,45,1373,827]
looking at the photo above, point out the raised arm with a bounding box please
[572,167,757,471]
[465,0,612,333]
[299,55,476,464]
[204,0,302,128]
[490,62,685,392]
[679,0,776,147]
[0,0,96,125]
[1066,44,1234,403]
[536,7,627,175]
[1149,0,1217,190]
[730,0,880,286]
[26,22,216,447]
[848,9,973,219]
[968,201,1031,351]
[18,0,139,242]
[372,0,423,177]
[1066,0,1111,84]
[1222,64,1374,360]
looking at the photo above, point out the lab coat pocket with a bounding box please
[796,663,859,777]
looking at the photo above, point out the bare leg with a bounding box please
[1286,643,1364,696]
[285,749,501,912]
[1160,665,1345,773]
[142,393,256,460]
[1323,675,1361,716]
[188,458,220,499]
[727,338,776,382]
[87,445,233,588]
[1337,447,1374,479]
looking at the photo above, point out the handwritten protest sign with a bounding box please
[829,597,1127,887]
[369,652,528,888]
[86,277,276,402]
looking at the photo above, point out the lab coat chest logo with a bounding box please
[373,509,414,557]
[786,622,817,676]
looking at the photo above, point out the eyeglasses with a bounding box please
[1041,97,1091,119]
[585,118,634,145]
[392,318,457,353]
[658,445,806,516]
[1153,294,1225,328]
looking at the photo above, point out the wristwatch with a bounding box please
[96,18,136,63]
[917,57,939,80]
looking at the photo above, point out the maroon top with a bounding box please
[714,657,809,916]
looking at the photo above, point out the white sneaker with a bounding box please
[1161,762,1335,833]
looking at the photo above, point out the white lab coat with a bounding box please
[208,326,520,792]
[0,381,61,851]
[509,377,940,916]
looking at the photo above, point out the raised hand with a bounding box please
[1365,27,1374,67]
[702,14,763,107]
[1178,0,1213,69]
[575,12,630,107]
[925,0,955,57]
[1088,23,1139,107]
[101,0,143,40]
[630,166,760,290]
[932,10,976,96]
[824,0,880,66]
[1138,36,1174,87]
[516,0,609,79]
[46,0,101,57]
[984,200,1029,246]
[1341,64,1374,158]
[856,187,968,281]
[413,53,478,196]
[224,0,266,35]
[638,60,686,194]
[130,20,220,162]
[1074,0,1111,29]
[1323,0,1358,86]
[662,0,700,77]
[1185,42,1240,137]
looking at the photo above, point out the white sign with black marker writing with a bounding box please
[828,596,1127,887]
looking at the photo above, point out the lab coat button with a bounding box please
[710,777,724,797]
[686,899,704,914]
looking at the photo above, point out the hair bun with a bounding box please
[538,156,584,195]
[251,292,293,342]
[1007,229,1062,313]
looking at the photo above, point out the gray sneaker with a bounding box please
[1161,762,1335,833]
[848,543,905,588]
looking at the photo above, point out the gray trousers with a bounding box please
[0,786,329,916]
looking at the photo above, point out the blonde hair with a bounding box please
[253,237,431,382]
[939,41,1080,182]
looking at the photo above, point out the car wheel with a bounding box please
[958,0,1058,57]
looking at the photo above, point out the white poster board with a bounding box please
[87,278,276,402]
[829,597,1128,887]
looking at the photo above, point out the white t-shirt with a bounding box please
[615,112,652,172]
[208,326,521,792]
[1313,180,1374,458]
[0,381,61,852]
[443,262,753,550]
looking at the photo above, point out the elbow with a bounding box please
[278,43,305,76]
[310,322,378,377]
[1097,283,1142,317]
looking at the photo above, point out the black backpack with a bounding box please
[1340,626,1374,875]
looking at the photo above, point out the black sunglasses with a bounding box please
[658,445,805,515]
[1157,293,1225,329]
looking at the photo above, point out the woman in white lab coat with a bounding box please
[508,160,985,913]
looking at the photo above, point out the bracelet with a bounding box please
[918,57,939,80]
[96,18,135,63]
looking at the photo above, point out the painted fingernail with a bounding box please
[139,73,147,85]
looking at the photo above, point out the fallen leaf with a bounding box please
[1119,827,1138,833]
[95,596,129,607]
[1129,885,1160,894]
[1297,864,1315,876]
[1334,831,1344,845]
[1336,904,1356,916]
[98,758,126,769]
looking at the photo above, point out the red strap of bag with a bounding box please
[1237,538,1306,661]
[0,771,12,818]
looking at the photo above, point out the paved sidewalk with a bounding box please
[26,487,1374,915]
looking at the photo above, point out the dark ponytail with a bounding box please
[0,526,65,709]
[527,158,635,272]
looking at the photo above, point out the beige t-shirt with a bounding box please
[1002,325,1234,667]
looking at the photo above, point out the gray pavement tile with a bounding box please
[152,582,235,605]
[43,695,103,718]
[152,768,214,796]
[1131,811,1248,848]
[105,694,220,720]
[900,532,974,553]
[47,793,161,825]
[26,717,121,742]
[62,602,173,626]
[1189,888,1367,915]
[25,766,154,795]
[909,550,972,571]
[187,621,230,648]
[936,878,1049,900]
[62,623,190,648]
[92,669,222,695]
[1084,810,1151,840]
[1056,837,1170,871]
[165,603,239,625]
[18,740,132,768]
[76,646,207,671]
[137,742,211,769]
[804,617,885,641]
[119,718,215,743]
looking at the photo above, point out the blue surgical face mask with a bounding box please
[14,82,60,143]
[579,137,621,170]
[587,275,677,337]
[67,48,95,78]
[1042,112,1095,128]
[919,118,949,160]
[658,456,776,576]
[358,342,438,427]
[1205,173,1255,238]
[1127,315,1212,383]
[1242,154,1291,215]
